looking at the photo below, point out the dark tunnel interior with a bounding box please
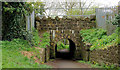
[55,39,76,59]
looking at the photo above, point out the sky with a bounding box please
[94,0,119,7]
[2,0,119,7]
[38,0,119,16]
[40,0,119,7]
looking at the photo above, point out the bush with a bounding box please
[80,28,107,44]
[2,2,28,40]
[80,27,119,50]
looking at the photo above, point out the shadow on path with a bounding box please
[45,49,91,68]
[44,58,91,68]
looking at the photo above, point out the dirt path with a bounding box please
[44,58,91,68]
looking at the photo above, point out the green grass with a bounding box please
[0,44,2,69]
[2,39,51,68]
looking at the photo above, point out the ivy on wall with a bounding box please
[2,2,27,40]
[2,2,45,40]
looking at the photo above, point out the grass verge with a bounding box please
[2,38,51,68]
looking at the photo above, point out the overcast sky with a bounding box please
[94,0,119,7]
[40,0,119,7]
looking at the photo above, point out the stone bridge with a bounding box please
[36,16,96,60]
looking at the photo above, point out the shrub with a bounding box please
[80,28,107,44]
[80,27,120,50]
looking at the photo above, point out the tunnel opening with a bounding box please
[55,39,76,60]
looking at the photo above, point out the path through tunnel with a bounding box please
[55,39,76,59]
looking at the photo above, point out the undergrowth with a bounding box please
[78,60,120,69]
[1,33,51,68]
[57,41,69,50]
[80,27,119,50]
[31,30,50,48]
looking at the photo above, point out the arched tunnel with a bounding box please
[55,39,76,59]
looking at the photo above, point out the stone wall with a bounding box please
[36,16,96,32]
[81,43,91,61]
[82,44,120,66]
[34,47,50,63]
[90,46,120,66]
[45,46,50,62]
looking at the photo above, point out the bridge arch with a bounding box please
[36,16,96,60]
[54,38,76,59]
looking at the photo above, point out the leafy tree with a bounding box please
[2,2,45,40]
[66,6,98,16]
[2,2,28,40]
[111,13,120,26]
[26,2,45,16]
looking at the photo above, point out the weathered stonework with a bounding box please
[36,16,96,59]
[82,43,120,67]
[90,46,120,66]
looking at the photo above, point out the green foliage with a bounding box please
[2,2,45,40]
[31,29,41,47]
[66,6,98,18]
[78,60,120,69]
[31,30,50,48]
[2,2,28,40]
[108,13,120,26]
[32,30,50,48]
[57,41,69,50]
[90,33,118,50]
[84,6,99,15]
[2,39,51,68]
[26,2,45,15]
[38,32,50,48]
[2,39,31,51]
[80,28,107,44]
[0,46,1,69]
[80,28,119,50]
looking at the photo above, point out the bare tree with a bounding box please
[41,0,96,17]
[58,0,95,15]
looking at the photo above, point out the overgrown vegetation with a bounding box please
[57,41,69,50]
[80,28,107,44]
[78,60,120,69]
[38,32,50,48]
[108,13,120,26]
[31,29,41,47]
[81,11,120,50]
[1,38,51,68]
[1,30,51,68]
[80,27,119,50]
[2,2,28,40]
[2,2,45,40]
[0,46,1,69]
